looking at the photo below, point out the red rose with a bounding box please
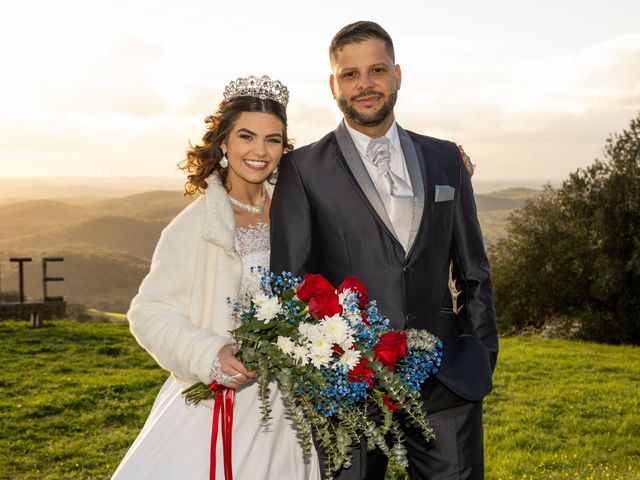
[338,275,368,307]
[332,344,345,357]
[308,293,341,319]
[296,274,335,302]
[348,358,375,390]
[382,394,400,412]
[373,331,407,372]
[361,311,370,325]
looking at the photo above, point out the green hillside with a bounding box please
[0,188,535,313]
[478,210,512,246]
[0,216,167,260]
[0,320,637,479]
[0,200,83,225]
[86,190,189,221]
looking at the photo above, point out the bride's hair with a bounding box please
[179,96,293,196]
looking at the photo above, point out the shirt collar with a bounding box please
[343,120,401,157]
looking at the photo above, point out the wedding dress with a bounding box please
[113,221,321,479]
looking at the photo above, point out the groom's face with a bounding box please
[330,38,401,131]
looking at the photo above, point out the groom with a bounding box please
[271,21,498,479]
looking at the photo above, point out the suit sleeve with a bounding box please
[452,148,499,371]
[270,152,314,276]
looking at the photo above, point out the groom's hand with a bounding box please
[458,144,476,177]
[217,343,257,389]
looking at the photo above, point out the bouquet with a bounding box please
[183,269,442,477]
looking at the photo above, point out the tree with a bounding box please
[491,113,640,344]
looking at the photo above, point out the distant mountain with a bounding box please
[0,199,84,224]
[485,187,542,200]
[0,216,167,260]
[0,191,191,224]
[475,188,540,212]
[85,190,190,221]
[0,187,540,312]
[0,177,183,201]
[474,188,540,246]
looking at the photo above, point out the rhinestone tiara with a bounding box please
[223,75,289,108]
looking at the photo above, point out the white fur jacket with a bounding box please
[128,175,264,389]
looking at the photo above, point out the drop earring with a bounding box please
[220,147,229,168]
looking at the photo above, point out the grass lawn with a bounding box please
[0,320,638,479]
[484,337,639,479]
[0,320,166,479]
[86,309,128,322]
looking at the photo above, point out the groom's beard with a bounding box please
[338,90,398,127]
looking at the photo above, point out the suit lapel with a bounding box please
[334,121,398,239]
[397,125,426,255]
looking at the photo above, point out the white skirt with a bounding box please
[112,376,321,479]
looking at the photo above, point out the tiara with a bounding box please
[223,75,289,108]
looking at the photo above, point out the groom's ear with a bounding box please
[395,64,402,90]
[329,74,336,99]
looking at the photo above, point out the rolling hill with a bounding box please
[0,216,168,260]
[0,199,83,225]
[0,187,537,312]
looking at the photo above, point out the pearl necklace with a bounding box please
[228,187,266,215]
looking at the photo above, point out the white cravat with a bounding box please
[345,122,412,190]
[365,137,414,250]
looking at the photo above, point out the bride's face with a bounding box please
[222,111,285,187]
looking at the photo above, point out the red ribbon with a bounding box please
[209,382,234,480]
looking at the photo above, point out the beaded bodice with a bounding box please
[235,221,270,321]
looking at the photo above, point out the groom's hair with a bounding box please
[329,21,395,66]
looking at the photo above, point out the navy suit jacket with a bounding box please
[270,122,498,402]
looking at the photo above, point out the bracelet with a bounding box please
[210,355,237,384]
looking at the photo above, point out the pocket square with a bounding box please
[434,185,455,202]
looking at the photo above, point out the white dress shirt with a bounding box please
[344,120,413,191]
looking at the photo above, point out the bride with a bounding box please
[112,75,321,479]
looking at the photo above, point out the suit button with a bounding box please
[403,266,414,273]
[406,314,416,322]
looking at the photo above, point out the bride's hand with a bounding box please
[216,343,257,389]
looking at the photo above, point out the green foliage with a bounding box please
[491,113,640,343]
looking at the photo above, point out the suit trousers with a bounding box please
[326,378,485,480]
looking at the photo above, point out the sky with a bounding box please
[0,0,639,182]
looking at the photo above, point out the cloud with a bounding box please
[497,33,640,117]
[0,111,199,176]
[2,25,638,181]
[391,33,640,179]
[38,36,171,117]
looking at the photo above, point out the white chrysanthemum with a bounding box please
[297,322,314,340]
[310,335,331,352]
[309,347,332,369]
[308,330,332,369]
[252,292,269,306]
[321,314,352,345]
[299,323,324,342]
[336,348,361,370]
[253,295,281,323]
[276,336,295,355]
[292,345,309,366]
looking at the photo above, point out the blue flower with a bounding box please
[396,347,443,393]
